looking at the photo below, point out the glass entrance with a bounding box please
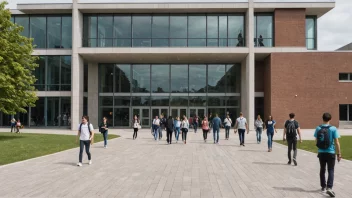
[132,108,150,128]
[171,108,187,119]
[189,108,206,127]
[151,107,169,119]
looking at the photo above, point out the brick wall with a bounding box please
[274,9,306,47]
[267,52,352,128]
[255,61,265,92]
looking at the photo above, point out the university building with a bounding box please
[1,0,352,130]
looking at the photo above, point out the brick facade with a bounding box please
[262,52,352,128]
[255,61,265,92]
[274,9,306,47]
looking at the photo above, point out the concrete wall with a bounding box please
[87,63,99,127]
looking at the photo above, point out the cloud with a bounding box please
[6,0,352,51]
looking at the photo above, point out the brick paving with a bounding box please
[0,128,351,198]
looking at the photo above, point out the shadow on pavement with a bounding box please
[253,162,288,165]
[55,162,78,166]
[273,187,321,193]
[238,150,268,152]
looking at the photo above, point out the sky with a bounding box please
[5,0,352,51]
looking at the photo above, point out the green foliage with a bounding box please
[0,1,38,115]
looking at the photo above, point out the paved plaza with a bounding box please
[0,128,352,198]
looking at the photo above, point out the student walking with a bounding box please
[283,113,302,165]
[314,113,342,197]
[166,116,174,144]
[132,115,140,140]
[76,116,94,167]
[202,116,210,143]
[10,118,16,133]
[181,116,189,144]
[255,115,264,144]
[265,115,277,152]
[234,112,248,146]
[152,116,160,141]
[159,115,166,140]
[224,115,232,140]
[174,117,181,143]
[99,117,109,148]
[16,119,21,133]
[212,114,221,144]
[193,115,199,133]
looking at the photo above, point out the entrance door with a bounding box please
[171,108,187,119]
[189,108,206,126]
[132,108,150,128]
[151,107,169,119]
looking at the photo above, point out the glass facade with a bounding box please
[306,16,317,50]
[34,56,72,91]
[254,13,274,47]
[12,15,72,48]
[83,14,245,47]
[99,64,241,127]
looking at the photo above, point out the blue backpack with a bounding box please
[316,125,331,149]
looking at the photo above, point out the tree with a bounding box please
[0,1,38,115]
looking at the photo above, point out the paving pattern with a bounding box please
[0,128,352,198]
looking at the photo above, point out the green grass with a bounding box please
[0,133,119,165]
[275,136,352,160]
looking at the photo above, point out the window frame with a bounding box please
[254,12,274,47]
[306,15,317,50]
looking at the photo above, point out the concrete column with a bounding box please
[88,62,99,127]
[71,0,84,130]
[247,0,255,130]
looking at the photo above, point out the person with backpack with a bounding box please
[193,115,199,133]
[283,113,302,165]
[166,116,174,144]
[265,115,277,152]
[234,112,248,146]
[76,115,94,167]
[99,117,109,148]
[314,113,342,197]
[202,116,210,143]
[132,115,140,140]
[181,115,189,144]
[254,115,264,144]
[224,115,232,140]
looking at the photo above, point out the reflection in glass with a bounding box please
[47,56,60,91]
[61,56,71,91]
[61,97,71,126]
[208,96,226,106]
[189,96,206,106]
[254,15,273,47]
[189,65,206,93]
[115,64,131,93]
[100,64,114,92]
[47,97,60,126]
[208,65,225,93]
[114,97,131,106]
[132,97,150,106]
[34,56,46,91]
[133,16,151,38]
[61,16,72,48]
[31,98,45,126]
[188,16,206,39]
[171,65,188,93]
[227,96,240,107]
[219,16,227,38]
[207,15,218,39]
[170,96,188,106]
[98,15,113,47]
[132,65,150,93]
[152,16,169,39]
[170,15,187,39]
[151,97,169,106]
[100,96,113,106]
[152,65,169,93]
[226,64,241,93]
[228,15,244,47]
[306,17,316,49]
[30,16,46,48]
[100,108,113,125]
[114,15,131,39]
[47,17,61,48]
[114,108,130,126]
[15,16,29,37]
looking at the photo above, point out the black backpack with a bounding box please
[316,125,331,149]
[286,120,297,138]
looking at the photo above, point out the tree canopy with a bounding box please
[0,1,38,115]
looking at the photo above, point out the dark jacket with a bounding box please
[166,118,174,131]
[99,122,109,133]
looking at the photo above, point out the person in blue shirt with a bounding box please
[265,115,277,152]
[314,113,342,197]
[212,114,221,144]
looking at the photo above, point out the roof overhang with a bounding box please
[16,3,73,14]
[78,47,249,64]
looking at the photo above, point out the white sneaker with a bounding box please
[104,145,107,149]
[77,162,82,167]
[88,160,92,165]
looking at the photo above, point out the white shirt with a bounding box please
[236,117,247,130]
[224,118,232,127]
[181,120,189,129]
[78,123,94,141]
[153,119,160,126]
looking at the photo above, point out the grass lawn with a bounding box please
[0,133,119,165]
[275,136,352,160]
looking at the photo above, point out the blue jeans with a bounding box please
[225,126,230,139]
[238,129,245,145]
[213,128,219,143]
[79,140,91,163]
[153,126,160,140]
[256,127,262,143]
[175,127,180,141]
[267,132,274,149]
[102,131,108,146]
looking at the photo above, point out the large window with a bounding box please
[12,15,72,49]
[83,14,245,47]
[254,13,274,47]
[306,16,317,50]
[339,104,352,121]
[34,56,72,91]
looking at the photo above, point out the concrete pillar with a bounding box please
[247,0,255,130]
[71,0,84,130]
[88,62,99,127]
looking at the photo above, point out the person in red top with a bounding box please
[202,116,210,143]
